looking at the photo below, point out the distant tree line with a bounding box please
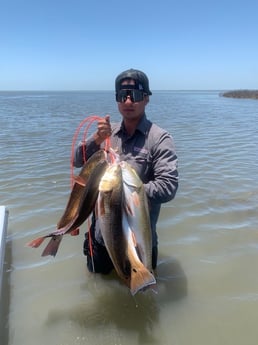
[220,90,258,99]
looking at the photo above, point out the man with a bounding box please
[74,68,178,273]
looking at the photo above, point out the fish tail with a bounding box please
[41,235,63,257]
[70,228,80,236]
[130,265,156,296]
[27,236,46,248]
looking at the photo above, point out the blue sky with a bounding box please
[1,0,258,90]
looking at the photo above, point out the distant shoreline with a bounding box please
[221,90,258,99]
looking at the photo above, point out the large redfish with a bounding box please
[97,163,156,295]
[27,150,108,256]
[120,161,153,273]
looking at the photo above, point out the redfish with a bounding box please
[120,161,153,273]
[97,163,156,295]
[27,150,108,256]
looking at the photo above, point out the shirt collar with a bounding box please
[113,113,149,136]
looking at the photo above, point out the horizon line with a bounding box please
[0,89,235,92]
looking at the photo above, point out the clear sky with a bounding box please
[1,0,258,90]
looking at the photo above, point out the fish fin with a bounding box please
[70,228,80,236]
[27,236,46,248]
[138,282,158,295]
[131,230,137,247]
[131,191,140,207]
[73,175,86,187]
[147,283,158,294]
[41,236,63,257]
[124,201,134,217]
[130,265,156,296]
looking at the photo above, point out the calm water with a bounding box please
[0,91,258,345]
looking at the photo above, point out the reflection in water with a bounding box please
[46,257,187,344]
[155,257,187,303]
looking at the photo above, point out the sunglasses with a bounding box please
[116,89,146,103]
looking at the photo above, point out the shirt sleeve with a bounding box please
[144,131,178,203]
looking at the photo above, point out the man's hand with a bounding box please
[94,115,112,145]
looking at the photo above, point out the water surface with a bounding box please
[1,91,258,345]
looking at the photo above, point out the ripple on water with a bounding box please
[1,91,258,345]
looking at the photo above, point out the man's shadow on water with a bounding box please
[47,256,187,344]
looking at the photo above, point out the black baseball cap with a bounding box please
[115,68,152,95]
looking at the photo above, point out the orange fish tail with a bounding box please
[27,236,46,248]
[41,236,63,257]
[130,265,156,296]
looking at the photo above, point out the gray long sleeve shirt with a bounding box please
[74,114,178,246]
